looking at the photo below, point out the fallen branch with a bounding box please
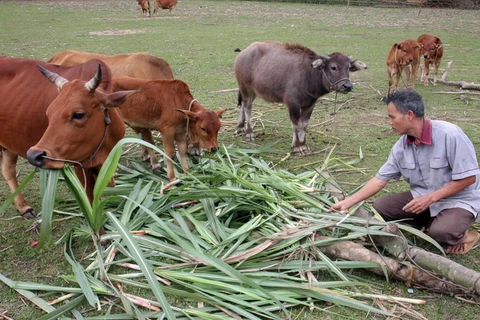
[315,234,467,294]
[436,80,480,90]
[432,60,480,90]
[372,224,480,295]
[441,60,453,81]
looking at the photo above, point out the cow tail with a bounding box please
[237,91,242,108]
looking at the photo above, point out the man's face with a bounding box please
[387,102,409,135]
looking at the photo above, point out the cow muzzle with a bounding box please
[27,149,47,168]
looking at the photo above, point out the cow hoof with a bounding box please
[187,144,201,156]
[245,133,255,141]
[21,208,37,219]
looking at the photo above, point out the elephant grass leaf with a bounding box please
[38,168,60,247]
[106,211,176,319]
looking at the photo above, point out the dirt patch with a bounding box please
[89,29,147,36]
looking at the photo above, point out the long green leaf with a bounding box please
[39,168,60,247]
[106,211,176,319]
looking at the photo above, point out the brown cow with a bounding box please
[0,56,135,217]
[386,39,421,95]
[137,0,151,17]
[153,0,178,15]
[234,41,367,154]
[47,49,175,165]
[112,76,225,181]
[47,50,174,80]
[417,34,444,86]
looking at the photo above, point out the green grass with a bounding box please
[1,0,480,319]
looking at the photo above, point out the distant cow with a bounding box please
[417,34,443,86]
[386,39,421,95]
[112,76,225,181]
[0,57,135,217]
[137,0,150,17]
[47,50,174,80]
[234,41,367,155]
[153,0,178,15]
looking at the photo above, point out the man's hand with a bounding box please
[328,199,351,213]
[402,194,434,214]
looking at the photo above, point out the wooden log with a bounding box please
[370,223,480,294]
[315,234,467,294]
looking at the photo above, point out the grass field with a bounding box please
[1,0,480,319]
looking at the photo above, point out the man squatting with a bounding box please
[329,89,480,254]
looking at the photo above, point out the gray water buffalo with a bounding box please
[234,41,367,154]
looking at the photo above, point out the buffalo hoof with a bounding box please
[292,146,311,156]
[245,133,255,141]
[234,128,245,136]
[21,208,37,219]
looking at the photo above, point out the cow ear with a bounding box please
[177,109,198,120]
[216,108,226,118]
[105,90,138,108]
[350,60,367,72]
[311,56,329,69]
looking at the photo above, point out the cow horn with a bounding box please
[85,64,102,93]
[37,65,69,89]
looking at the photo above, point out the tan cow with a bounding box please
[0,57,135,217]
[112,76,225,181]
[47,50,174,80]
[153,0,178,15]
[417,34,444,86]
[386,40,421,95]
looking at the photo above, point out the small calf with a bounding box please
[417,34,444,86]
[386,40,421,95]
[112,76,225,181]
[137,0,150,17]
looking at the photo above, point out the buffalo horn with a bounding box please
[85,64,102,93]
[37,65,69,89]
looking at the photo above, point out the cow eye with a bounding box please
[72,112,85,120]
[331,65,337,71]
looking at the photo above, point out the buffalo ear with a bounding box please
[350,60,367,72]
[311,55,330,69]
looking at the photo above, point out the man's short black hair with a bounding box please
[385,89,425,117]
